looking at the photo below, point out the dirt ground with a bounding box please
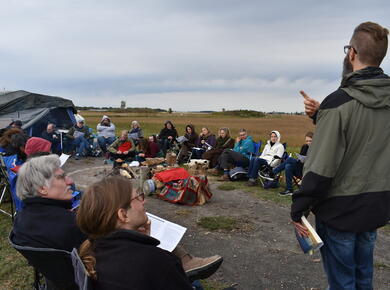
[64,157,390,290]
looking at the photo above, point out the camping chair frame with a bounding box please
[9,232,79,290]
[0,155,14,219]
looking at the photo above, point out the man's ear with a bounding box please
[117,208,128,224]
[349,48,357,62]
[40,186,49,197]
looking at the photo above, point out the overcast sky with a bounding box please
[1,0,389,112]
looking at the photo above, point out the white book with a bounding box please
[146,212,187,252]
[73,131,85,138]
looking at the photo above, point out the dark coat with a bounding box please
[196,134,217,149]
[11,197,87,251]
[93,230,193,290]
[159,128,178,140]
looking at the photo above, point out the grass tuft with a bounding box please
[217,184,236,191]
[198,216,238,231]
[201,279,231,290]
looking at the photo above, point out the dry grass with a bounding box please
[81,111,314,148]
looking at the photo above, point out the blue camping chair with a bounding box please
[1,154,24,214]
[250,141,262,160]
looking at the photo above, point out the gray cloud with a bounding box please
[1,0,389,111]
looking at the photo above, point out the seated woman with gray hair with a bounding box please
[11,154,86,251]
[128,120,144,145]
[77,176,193,290]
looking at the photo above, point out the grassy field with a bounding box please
[80,111,315,148]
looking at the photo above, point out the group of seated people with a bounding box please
[1,116,314,196]
[11,154,223,289]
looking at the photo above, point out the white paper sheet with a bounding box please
[146,212,187,252]
[59,153,70,167]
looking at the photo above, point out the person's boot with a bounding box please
[246,178,257,186]
[173,246,223,282]
[217,174,230,181]
[207,168,221,176]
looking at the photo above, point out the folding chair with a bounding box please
[71,248,92,290]
[9,232,79,290]
[249,141,262,160]
[0,155,15,219]
[292,176,302,189]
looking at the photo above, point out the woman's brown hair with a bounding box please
[76,176,137,279]
[0,128,23,147]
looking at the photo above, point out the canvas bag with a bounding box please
[159,175,212,206]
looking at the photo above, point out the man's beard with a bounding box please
[342,55,353,78]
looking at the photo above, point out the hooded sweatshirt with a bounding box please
[291,67,390,232]
[260,130,285,167]
[97,115,116,138]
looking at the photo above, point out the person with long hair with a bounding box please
[177,124,198,163]
[192,127,217,159]
[77,176,193,289]
[203,128,235,168]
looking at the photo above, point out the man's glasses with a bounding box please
[54,172,67,180]
[344,45,357,54]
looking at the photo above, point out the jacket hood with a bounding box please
[341,67,390,109]
[244,135,253,142]
[101,115,110,122]
[269,130,281,143]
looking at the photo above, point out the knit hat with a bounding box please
[25,137,51,156]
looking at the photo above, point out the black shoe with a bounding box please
[279,189,293,196]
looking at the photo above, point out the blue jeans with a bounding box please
[97,136,116,152]
[247,157,268,179]
[315,218,377,290]
[273,157,301,190]
[72,136,90,155]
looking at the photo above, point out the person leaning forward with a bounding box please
[291,22,390,290]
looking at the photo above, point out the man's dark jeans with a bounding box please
[315,218,376,290]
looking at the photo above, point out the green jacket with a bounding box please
[66,125,91,140]
[108,137,135,154]
[291,67,390,232]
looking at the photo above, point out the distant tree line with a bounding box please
[76,106,167,113]
[213,110,266,118]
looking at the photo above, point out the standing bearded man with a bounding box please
[291,22,390,289]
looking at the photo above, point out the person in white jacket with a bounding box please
[97,115,116,154]
[247,130,284,186]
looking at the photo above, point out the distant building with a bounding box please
[120,101,126,109]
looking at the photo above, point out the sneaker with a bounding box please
[246,179,257,186]
[217,174,230,181]
[75,153,80,160]
[279,189,294,196]
[182,254,223,281]
[259,172,274,181]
